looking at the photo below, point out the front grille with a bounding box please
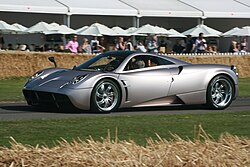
[23,90,76,110]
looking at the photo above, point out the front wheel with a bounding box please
[206,75,234,110]
[91,79,121,113]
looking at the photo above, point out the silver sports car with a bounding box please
[23,51,238,113]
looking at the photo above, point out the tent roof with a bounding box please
[1,0,250,18]
[168,29,186,38]
[236,0,250,7]
[134,24,171,34]
[76,26,89,34]
[58,0,138,16]
[25,21,58,33]
[231,26,250,37]
[47,23,76,34]
[222,27,241,37]
[0,0,68,14]
[12,23,27,31]
[112,26,131,36]
[182,24,222,37]
[0,20,20,33]
[121,0,202,17]
[78,23,116,36]
[180,0,250,18]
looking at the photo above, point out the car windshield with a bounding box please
[76,51,134,72]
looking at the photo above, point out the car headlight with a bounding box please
[29,71,44,80]
[72,75,87,85]
[60,75,88,89]
[71,75,88,85]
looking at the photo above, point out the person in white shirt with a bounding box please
[195,33,207,53]
[147,35,158,53]
[125,37,134,51]
[90,36,105,53]
[136,41,147,52]
[240,45,248,53]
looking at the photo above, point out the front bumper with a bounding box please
[23,90,76,109]
[23,87,92,111]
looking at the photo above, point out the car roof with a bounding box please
[104,51,189,65]
[76,51,190,73]
[103,50,138,57]
[111,51,190,73]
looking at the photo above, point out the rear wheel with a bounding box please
[91,79,121,113]
[206,75,234,110]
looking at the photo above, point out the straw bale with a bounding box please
[0,52,250,78]
[0,51,93,79]
[0,126,249,167]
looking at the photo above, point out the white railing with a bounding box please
[159,52,250,56]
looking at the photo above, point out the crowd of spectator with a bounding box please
[171,33,217,54]
[228,37,248,54]
[61,33,218,54]
[0,32,248,55]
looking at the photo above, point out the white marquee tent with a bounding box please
[231,26,250,37]
[134,24,171,35]
[182,24,222,37]
[222,27,241,37]
[12,23,27,31]
[25,21,58,34]
[1,0,250,18]
[112,26,131,36]
[78,23,116,36]
[57,0,137,16]
[126,27,137,33]
[48,23,76,35]
[120,0,202,18]
[168,29,186,38]
[180,0,250,18]
[76,26,89,34]
[1,0,250,28]
[0,0,67,14]
[0,20,20,33]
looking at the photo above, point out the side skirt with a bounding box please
[132,96,184,108]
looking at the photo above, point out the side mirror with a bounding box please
[48,56,57,68]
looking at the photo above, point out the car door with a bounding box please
[118,55,174,107]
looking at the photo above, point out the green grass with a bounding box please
[0,77,249,147]
[0,77,28,101]
[238,78,250,97]
[0,111,250,147]
[0,77,249,101]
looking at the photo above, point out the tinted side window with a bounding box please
[124,55,146,71]
[147,56,174,67]
[156,57,174,65]
[124,55,174,71]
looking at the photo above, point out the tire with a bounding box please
[206,75,234,110]
[91,79,121,113]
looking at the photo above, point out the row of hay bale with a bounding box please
[0,51,93,79]
[0,51,249,78]
[0,126,249,166]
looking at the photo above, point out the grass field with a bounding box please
[0,77,28,101]
[0,77,249,101]
[238,78,250,97]
[0,111,250,147]
[0,77,249,148]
